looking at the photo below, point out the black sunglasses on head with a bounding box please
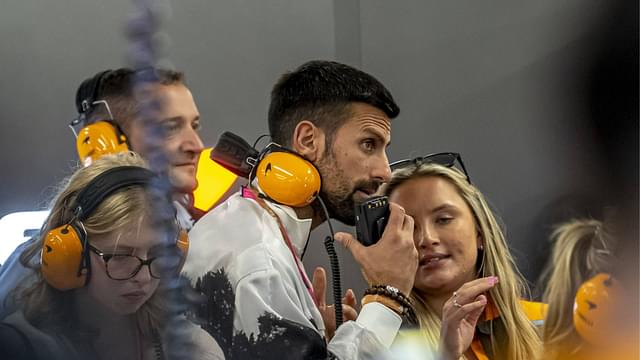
[389,152,471,184]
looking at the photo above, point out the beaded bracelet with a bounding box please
[364,285,412,306]
[363,285,417,323]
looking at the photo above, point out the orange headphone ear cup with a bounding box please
[573,273,618,344]
[76,121,129,166]
[41,223,89,291]
[255,151,321,207]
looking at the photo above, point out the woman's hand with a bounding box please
[439,276,499,360]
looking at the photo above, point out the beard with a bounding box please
[314,154,383,226]
[317,182,357,225]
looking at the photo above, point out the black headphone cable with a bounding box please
[316,196,344,328]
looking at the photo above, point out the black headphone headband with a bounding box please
[75,70,112,115]
[73,166,154,221]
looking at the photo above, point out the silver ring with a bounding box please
[453,298,463,308]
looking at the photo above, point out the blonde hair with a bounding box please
[16,152,167,341]
[540,219,613,358]
[383,162,542,360]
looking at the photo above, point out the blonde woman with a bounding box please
[539,218,614,359]
[0,153,221,360]
[385,153,544,360]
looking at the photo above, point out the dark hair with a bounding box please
[268,60,400,147]
[75,68,185,132]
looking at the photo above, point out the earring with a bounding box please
[479,245,484,250]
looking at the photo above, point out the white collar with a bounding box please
[173,198,194,230]
[248,181,313,257]
[263,200,312,258]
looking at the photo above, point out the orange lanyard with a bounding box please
[241,187,316,302]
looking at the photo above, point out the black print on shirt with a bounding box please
[190,268,336,360]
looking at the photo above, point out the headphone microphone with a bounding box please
[209,131,259,178]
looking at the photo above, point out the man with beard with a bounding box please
[182,60,418,359]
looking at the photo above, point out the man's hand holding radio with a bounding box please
[335,203,418,295]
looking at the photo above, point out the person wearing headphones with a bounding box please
[182,60,418,359]
[539,218,619,359]
[0,153,222,359]
[70,67,205,224]
[383,156,545,360]
[0,68,204,318]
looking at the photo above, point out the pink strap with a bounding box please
[242,187,316,303]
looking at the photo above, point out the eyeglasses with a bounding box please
[88,244,181,280]
[390,152,471,184]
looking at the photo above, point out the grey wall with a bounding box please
[0,0,335,212]
[0,0,621,295]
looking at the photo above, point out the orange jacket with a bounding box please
[469,300,547,360]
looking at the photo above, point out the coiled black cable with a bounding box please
[317,197,343,328]
[323,236,343,328]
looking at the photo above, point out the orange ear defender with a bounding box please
[573,273,619,344]
[209,133,322,208]
[70,70,130,166]
[42,166,159,291]
[253,144,321,207]
[75,121,129,167]
[41,222,90,291]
